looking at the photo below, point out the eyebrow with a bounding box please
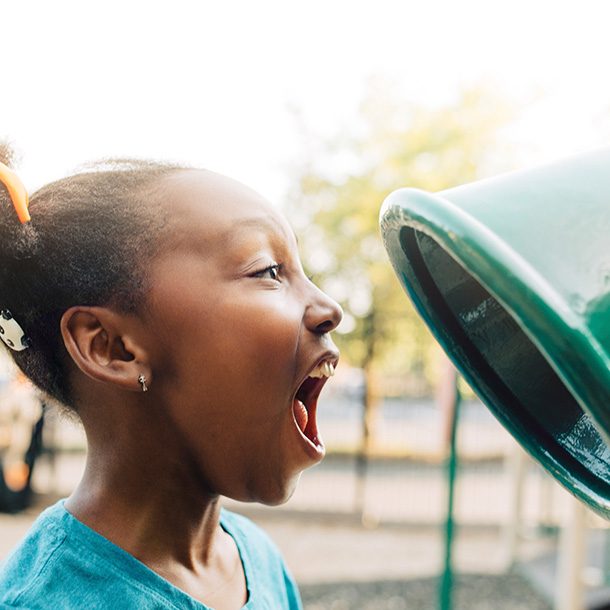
[233,217,277,231]
[230,216,299,244]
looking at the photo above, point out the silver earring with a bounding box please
[138,374,148,392]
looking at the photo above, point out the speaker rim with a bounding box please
[380,187,610,518]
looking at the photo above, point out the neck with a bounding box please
[62,387,249,609]
[65,448,249,609]
[65,409,223,568]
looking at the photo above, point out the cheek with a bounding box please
[157,295,303,400]
[209,295,302,360]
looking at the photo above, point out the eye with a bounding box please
[252,263,281,281]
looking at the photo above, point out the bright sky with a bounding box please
[2,0,609,203]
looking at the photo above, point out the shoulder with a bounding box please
[0,501,171,609]
[0,501,69,608]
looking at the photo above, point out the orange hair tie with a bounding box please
[0,161,30,223]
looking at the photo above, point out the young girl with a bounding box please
[0,142,342,609]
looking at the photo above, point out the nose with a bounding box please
[305,283,344,334]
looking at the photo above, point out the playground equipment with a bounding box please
[381,146,610,609]
[379,145,610,519]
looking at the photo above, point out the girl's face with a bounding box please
[142,170,342,505]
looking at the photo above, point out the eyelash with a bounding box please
[253,263,282,281]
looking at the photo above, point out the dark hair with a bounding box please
[0,142,187,411]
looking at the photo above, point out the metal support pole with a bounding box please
[439,362,460,610]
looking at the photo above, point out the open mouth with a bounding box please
[293,360,335,450]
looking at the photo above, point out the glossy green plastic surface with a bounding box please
[379,146,610,518]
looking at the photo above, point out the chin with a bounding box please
[251,471,303,507]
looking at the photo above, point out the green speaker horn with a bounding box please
[379,145,610,518]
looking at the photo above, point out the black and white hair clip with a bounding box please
[0,310,30,351]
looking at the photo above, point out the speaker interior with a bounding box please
[399,225,610,514]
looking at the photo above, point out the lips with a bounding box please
[292,359,336,452]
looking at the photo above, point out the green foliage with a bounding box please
[287,82,518,395]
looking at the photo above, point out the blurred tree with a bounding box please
[287,80,518,454]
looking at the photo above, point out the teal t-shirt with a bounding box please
[0,501,302,609]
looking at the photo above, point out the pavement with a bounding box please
[0,450,557,585]
[1,490,544,582]
[1,434,603,609]
[0,491,561,610]
[0,394,605,607]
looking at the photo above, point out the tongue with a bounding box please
[293,398,309,433]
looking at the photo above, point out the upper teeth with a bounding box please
[310,361,335,378]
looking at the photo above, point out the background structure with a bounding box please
[2,2,610,608]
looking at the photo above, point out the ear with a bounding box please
[60,306,151,392]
